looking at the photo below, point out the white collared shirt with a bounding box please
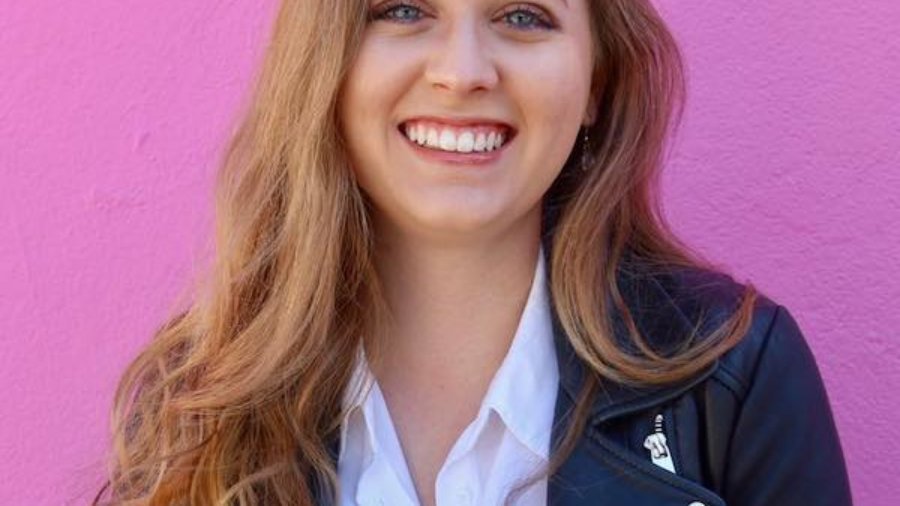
[337,247,558,506]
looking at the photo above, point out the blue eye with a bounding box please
[500,5,556,31]
[369,2,557,31]
[368,1,425,24]
[370,3,424,24]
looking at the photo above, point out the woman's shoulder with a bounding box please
[641,262,808,375]
[616,258,829,404]
[640,263,801,374]
[649,266,852,504]
[615,259,777,359]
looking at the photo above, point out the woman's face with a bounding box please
[339,0,596,241]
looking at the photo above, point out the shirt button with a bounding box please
[688,502,706,506]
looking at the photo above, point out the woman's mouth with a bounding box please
[397,119,517,166]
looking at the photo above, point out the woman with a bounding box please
[94,0,852,505]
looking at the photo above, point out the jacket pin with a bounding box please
[643,413,677,474]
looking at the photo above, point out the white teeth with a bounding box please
[402,122,509,153]
[474,133,487,151]
[405,123,418,144]
[456,131,475,153]
[416,124,426,144]
[439,129,456,151]
[426,128,440,148]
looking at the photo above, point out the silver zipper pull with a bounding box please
[643,413,676,473]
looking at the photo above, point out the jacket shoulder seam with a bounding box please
[710,365,748,400]
[743,304,784,389]
[708,303,783,402]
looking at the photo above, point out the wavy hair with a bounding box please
[94,0,756,504]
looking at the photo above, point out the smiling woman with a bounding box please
[341,0,594,244]
[93,1,852,505]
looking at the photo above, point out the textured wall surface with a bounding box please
[1,1,896,504]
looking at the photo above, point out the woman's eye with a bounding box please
[369,1,426,24]
[499,5,556,31]
[369,2,557,31]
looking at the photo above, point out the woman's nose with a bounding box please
[423,16,499,95]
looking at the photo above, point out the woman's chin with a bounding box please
[396,208,508,242]
[416,215,496,236]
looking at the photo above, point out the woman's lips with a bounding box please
[396,125,514,167]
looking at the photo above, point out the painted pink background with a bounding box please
[1,1,897,504]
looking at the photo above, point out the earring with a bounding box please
[580,126,592,172]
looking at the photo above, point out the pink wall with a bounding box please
[1,1,896,504]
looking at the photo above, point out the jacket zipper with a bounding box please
[643,413,677,474]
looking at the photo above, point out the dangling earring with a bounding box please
[580,126,592,172]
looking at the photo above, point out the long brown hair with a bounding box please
[94,0,756,504]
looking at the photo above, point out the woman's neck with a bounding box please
[369,208,543,386]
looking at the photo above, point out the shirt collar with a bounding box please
[337,246,558,461]
[480,245,558,459]
[339,345,373,461]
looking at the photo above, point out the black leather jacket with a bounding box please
[318,245,853,505]
[544,254,853,506]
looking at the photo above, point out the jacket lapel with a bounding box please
[540,243,723,505]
